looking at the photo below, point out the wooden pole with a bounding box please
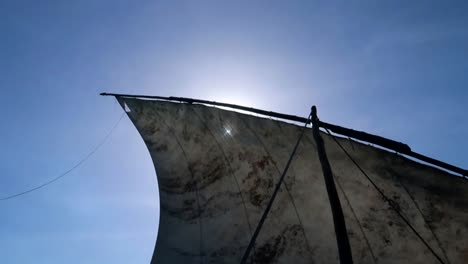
[311,105,353,264]
[101,92,467,177]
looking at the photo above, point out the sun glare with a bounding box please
[185,54,269,109]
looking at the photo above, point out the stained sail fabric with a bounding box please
[118,97,468,264]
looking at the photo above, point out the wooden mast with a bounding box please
[311,106,353,264]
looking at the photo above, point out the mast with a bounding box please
[311,106,353,264]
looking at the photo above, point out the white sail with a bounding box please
[118,97,468,264]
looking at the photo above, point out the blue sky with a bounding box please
[1,1,467,263]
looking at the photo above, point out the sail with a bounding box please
[118,97,468,264]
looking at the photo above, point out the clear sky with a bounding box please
[1,1,467,263]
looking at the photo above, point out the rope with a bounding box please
[324,128,445,264]
[0,113,125,201]
[240,117,314,257]
[239,111,312,264]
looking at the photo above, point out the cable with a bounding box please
[0,113,125,201]
[324,128,445,264]
[239,111,312,264]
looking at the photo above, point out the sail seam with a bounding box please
[190,107,255,262]
[320,131,376,262]
[334,174,378,264]
[151,109,205,264]
[324,128,446,264]
[240,117,315,259]
[398,175,451,264]
[240,112,312,264]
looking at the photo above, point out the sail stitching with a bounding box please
[150,109,205,263]
[324,128,446,264]
[318,127,376,262]
[190,107,255,262]
[240,117,315,259]
[398,175,451,264]
[305,125,362,260]
[334,174,378,264]
[240,112,312,264]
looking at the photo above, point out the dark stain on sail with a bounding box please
[426,201,445,223]
[253,225,307,263]
[179,125,205,144]
[360,201,408,253]
[158,177,183,193]
[145,138,168,153]
[140,122,158,136]
[200,191,241,218]
[158,176,196,195]
[160,198,199,221]
[209,245,244,260]
[261,130,273,139]
[238,151,248,161]
[170,247,202,257]
[154,143,168,152]
[244,156,276,207]
[255,156,270,170]
[190,158,226,190]
[181,124,190,141]
[160,156,227,194]
[254,235,286,263]
[162,191,242,221]
[382,166,468,226]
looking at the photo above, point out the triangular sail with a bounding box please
[118,97,468,264]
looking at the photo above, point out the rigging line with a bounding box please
[307,126,367,261]
[334,175,377,264]
[323,128,446,264]
[398,177,451,264]
[0,113,125,201]
[240,117,314,258]
[191,107,255,262]
[240,111,312,264]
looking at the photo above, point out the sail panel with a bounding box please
[120,97,468,264]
